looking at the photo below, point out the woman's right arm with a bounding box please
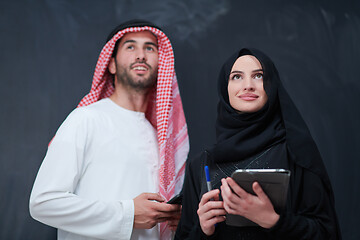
[198,189,226,236]
[175,154,226,239]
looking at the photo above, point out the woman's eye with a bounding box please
[254,73,263,79]
[231,74,242,80]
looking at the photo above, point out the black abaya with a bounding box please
[175,48,341,239]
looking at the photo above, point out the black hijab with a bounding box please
[212,48,331,188]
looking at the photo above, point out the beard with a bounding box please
[115,62,157,92]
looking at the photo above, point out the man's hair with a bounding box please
[107,19,161,58]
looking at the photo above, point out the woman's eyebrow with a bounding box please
[230,69,263,74]
[230,70,244,74]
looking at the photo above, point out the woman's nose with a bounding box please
[243,77,255,91]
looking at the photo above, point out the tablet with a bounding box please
[225,169,290,227]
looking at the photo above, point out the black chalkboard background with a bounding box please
[0,0,359,239]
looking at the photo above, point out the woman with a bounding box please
[175,48,341,239]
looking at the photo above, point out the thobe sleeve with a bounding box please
[29,109,134,240]
[267,165,341,240]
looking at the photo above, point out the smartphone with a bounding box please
[167,193,182,204]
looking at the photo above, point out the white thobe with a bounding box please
[30,98,160,240]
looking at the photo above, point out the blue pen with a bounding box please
[204,166,212,192]
[205,165,217,226]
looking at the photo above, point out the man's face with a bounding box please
[109,31,159,91]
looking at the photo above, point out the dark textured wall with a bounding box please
[0,0,359,239]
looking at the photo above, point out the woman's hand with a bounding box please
[197,189,226,236]
[220,177,279,229]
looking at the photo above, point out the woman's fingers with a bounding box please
[220,178,279,228]
[221,177,248,206]
[252,182,268,201]
[220,178,233,199]
[199,200,224,213]
[198,189,224,216]
[199,189,220,206]
[198,189,226,236]
[226,177,248,199]
[202,208,227,220]
[206,215,227,226]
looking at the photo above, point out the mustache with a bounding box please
[130,60,152,69]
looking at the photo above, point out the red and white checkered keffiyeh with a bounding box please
[78,26,189,239]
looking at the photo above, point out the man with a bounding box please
[29,20,189,240]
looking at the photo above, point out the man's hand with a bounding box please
[166,208,182,231]
[133,193,181,229]
[197,189,226,236]
[220,177,279,229]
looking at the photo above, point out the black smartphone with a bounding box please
[167,193,182,204]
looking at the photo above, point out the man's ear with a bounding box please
[108,57,116,74]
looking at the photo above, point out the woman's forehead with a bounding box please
[231,55,262,71]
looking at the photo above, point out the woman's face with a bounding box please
[227,55,268,113]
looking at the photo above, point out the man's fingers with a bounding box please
[156,216,172,223]
[154,202,181,213]
[153,210,180,220]
[143,193,165,202]
[166,211,181,220]
[133,192,182,229]
[167,219,179,225]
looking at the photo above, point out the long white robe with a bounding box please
[30,98,160,240]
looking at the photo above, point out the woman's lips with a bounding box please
[238,93,259,101]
